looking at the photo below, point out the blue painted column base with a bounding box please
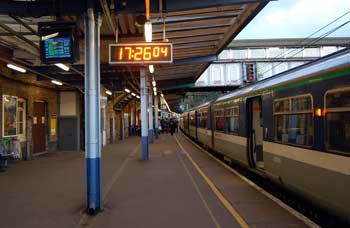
[141,136,149,160]
[148,129,154,143]
[155,129,159,139]
[86,157,102,214]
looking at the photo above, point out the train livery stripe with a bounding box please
[174,135,250,228]
[263,142,350,175]
[197,127,212,136]
[214,131,246,146]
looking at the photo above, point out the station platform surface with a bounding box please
[0,133,311,228]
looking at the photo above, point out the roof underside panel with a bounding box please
[0,0,270,112]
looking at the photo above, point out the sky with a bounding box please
[236,0,350,39]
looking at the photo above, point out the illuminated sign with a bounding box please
[44,37,72,59]
[109,43,173,64]
[39,22,79,64]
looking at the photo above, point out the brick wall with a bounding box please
[0,74,58,158]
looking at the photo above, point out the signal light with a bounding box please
[246,63,256,82]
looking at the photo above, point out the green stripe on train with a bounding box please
[272,67,350,92]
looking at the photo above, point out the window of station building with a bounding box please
[268,48,284,58]
[273,95,313,146]
[232,49,248,59]
[218,50,230,60]
[257,62,273,80]
[225,106,239,134]
[214,109,224,131]
[249,48,266,59]
[198,111,208,129]
[321,46,338,56]
[272,62,288,75]
[17,99,26,141]
[303,48,320,58]
[2,95,18,137]
[325,88,350,155]
[284,48,303,58]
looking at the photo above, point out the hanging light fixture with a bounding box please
[149,65,154,73]
[105,90,112,96]
[124,88,131,93]
[144,21,152,42]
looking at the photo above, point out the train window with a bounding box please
[274,95,313,146]
[198,111,207,129]
[292,96,312,111]
[326,89,350,108]
[226,106,239,134]
[325,88,350,154]
[274,99,290,113]
[215,109,224,131]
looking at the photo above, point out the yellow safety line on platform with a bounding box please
[174,135,250,228]
[177,150,222,228]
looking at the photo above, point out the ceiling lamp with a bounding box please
[105,90,112,96]
[51,80,63,86]
[124,88,131,93]
[6,63,26,73]
[54,63,69,71]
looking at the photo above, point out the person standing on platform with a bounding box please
[160,118,165,134]
[169,118,176,136]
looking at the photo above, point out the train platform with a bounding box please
[0,133,314,228]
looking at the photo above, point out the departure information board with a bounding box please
[39,22,79,64]
[109,43,173,64]
[44,37,72,59]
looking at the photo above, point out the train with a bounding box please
[180,48,350,223]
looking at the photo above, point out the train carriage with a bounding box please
[180,48,350,223]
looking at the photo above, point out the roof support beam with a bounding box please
[0,22,39,50]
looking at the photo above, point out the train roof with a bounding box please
[186,101,211,112]
[215,47,350,103]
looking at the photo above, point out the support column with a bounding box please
[84,8,101,214]
[148,90,154,143]
[140,68,149,160]
[154,94,159,139]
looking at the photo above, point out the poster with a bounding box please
[50,115,57,136]
[2,95,17,137]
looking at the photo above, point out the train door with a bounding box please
[247,97,264,169]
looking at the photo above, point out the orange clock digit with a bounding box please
[118,47,123,60]
[153,47,160,57]
[161,47,168,56]
[125,47,132,60]
[143,47,151,60]
[134,47,143,60]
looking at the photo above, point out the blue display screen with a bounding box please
[44,37,71,59]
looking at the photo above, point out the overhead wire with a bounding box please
[259,18,350,76]
[255,10,350,76]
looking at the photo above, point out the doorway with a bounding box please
[33,101,46,153]
[247,97,264,169]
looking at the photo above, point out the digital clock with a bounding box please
[109,43,173,64]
